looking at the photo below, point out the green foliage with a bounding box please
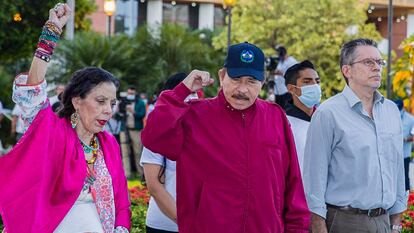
[53,24,221,96]
[125,24,221,95]
[213,0,382,98]
[52,31,132,83]
[391,35,414,110]
[0,0,96,63]
[74,0,97,31]
[129,183,150,233]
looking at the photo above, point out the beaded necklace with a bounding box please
[79,135,99,164]
[79,135,99,196]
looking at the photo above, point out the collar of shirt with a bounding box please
[342,85,384,109]
[285,102,311,122]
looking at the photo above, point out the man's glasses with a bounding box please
[349,58,387,68]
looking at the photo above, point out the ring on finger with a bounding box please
[54,3,63,12]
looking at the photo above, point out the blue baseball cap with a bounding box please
[224,42,265,81]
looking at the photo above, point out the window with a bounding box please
[163,3,189,26]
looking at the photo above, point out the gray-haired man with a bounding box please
[304,38,407,233]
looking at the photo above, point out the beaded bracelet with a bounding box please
[39,34,59,43]
[45,21,62,35]
[39,39,57,48]
[37,42,54,54]
[42,28,59,38]
[34,49,51,62]
[40,30,60,41]
[35,21,61,63]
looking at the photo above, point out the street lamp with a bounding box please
[386,0,393,98]
[104,0,116,37]
[223,0,237,49]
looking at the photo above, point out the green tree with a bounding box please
[0,0,96,63]
[391,35,414,111]
[52,31,132,83]
[125,24,221,96]
[213,0,381,98]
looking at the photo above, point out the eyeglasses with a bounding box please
[349,58,387,68]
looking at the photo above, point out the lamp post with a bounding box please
[104,0,116,37]
[386,0,393,98]
[223,0,236,49]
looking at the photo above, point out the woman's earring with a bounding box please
[71,111,79,129]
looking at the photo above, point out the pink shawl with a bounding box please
[0,105,131,232]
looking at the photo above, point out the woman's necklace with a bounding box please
[79,135,99,164]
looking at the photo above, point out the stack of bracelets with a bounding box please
[35,21,62,62]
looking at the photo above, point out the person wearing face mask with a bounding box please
[394,99,414,191]
[284,60,321,172]
[123,86,146,179]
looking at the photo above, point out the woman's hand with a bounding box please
[49,3,72,30]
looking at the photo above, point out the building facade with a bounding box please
[89,0,414,55]
[89,0,225,36]
[363,0,414,56]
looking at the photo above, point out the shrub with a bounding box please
[129,182,150,233]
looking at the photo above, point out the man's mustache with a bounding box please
[232,93,249,101]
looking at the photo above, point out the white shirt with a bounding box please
[274,56,298,95]
[287,115,310,174]
[140,147,178,232]
[54,190,104,233]
[11,105,24,134]
[49,95,59,106]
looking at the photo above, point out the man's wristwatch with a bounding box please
[391,224,402,232]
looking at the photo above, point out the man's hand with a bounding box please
[274,69,283,76]
[182,70,214,92]
[126,105,134,114]
[311,213,328,233]
[49,3,72,30]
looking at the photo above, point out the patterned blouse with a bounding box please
[12,75,129,233]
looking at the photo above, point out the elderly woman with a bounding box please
[0,3,130,233]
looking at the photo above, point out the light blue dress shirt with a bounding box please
[303,85,407,218]
[401,110,414,159]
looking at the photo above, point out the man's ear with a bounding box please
[287,84,300,96]
[341,65,351,81]
[218,68,226,87]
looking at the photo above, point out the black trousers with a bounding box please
[404,157,411,191]
[146,226,178,233]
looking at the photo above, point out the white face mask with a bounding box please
[126,95,135,101]
[294,84,321,108]
[184,93,199,102]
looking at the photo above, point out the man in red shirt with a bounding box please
[142,42,310,233]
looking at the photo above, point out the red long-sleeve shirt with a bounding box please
[142,83,310,233]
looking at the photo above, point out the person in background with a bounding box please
[284,60,321,172]
[273,46,298,109]
[395,99,414,191]
[0,100,3,124]
[11,104,24,142]
[140,72,197,233]
[104,100,122,145]
[125,87,146,178]
[50,83,65,112]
